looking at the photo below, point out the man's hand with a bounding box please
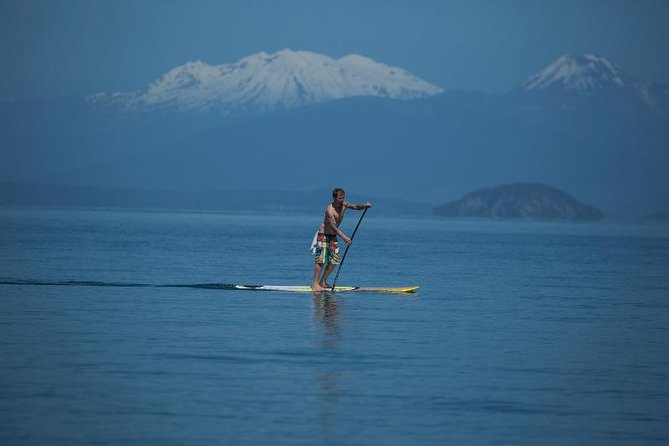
[342,235,353,246]
[363,202,372,208]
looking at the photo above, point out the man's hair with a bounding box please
[332,188,345,199]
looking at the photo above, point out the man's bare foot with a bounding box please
[319,282,332,290]
[311,284,328,292]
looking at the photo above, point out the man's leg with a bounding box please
[319,240,340,288]
[319,263,336,288]
[312,262,325,290]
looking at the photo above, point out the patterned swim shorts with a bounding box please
[314,233,340,265]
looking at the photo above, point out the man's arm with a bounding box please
[344,201,372,210]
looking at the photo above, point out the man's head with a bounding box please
[332,187,345,203]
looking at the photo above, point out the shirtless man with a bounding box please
[311,188,372,291]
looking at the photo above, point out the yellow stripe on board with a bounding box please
[353,286,420,293]
[234,285,420,293]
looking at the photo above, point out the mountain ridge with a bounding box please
[0,182,432,216]
[511,53,669,110]
[88,49,443,113]
[83,51,669,115]
[522,54,637,92]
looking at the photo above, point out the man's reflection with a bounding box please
[312,291,340,348]
[311,291,342,436]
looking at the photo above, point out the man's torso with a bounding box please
[323,203,346,235]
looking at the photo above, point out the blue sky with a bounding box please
[2,0,668,100]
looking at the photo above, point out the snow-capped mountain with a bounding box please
[522,54,638,92]
[89,49,443,113]
[515,54,669,109]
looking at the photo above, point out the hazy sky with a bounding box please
[2,0,669,100]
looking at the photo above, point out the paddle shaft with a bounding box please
[331,207,368,292]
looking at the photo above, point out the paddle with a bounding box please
[331,207,368,292]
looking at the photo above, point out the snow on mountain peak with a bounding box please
[90,49,443,112]
[146,60,219,94]
[522,54,638,93]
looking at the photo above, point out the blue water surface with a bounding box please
[1,207,668,445]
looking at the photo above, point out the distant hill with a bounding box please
[433,183,604,221]
[0,182,431,216]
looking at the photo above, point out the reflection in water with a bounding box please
[312,292,342,439]
[312,291,340,348]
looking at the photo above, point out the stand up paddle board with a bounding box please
[188,284,420,293]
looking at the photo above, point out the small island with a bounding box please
[434,183,604,221]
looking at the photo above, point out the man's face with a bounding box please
[335,192,345,205]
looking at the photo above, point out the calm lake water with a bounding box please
[1,207,668,445]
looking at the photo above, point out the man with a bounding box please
[311,188,372,291]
